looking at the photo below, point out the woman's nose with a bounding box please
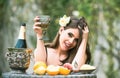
[69,38,74,44]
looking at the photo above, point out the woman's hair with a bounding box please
[45,16,91,65]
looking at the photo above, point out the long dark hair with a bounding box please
[45,16,91,65]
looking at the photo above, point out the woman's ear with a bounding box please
[59,27,64,34]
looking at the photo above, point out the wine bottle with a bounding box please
[15,23,27,48]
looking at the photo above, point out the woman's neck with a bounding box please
[55,46,67,55]
[55,47,68,62]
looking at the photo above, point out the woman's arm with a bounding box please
[72,26,89,71]
[33,16,47,63]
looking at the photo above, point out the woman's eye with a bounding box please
[68,32,78,43]
[68,33,73,37]
[74,39,78,42]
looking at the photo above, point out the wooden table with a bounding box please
[2,72,97,78]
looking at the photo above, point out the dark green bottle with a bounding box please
[15,23,27,48]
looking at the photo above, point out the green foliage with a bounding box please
[0,0,10,77]
[0,0,120,78]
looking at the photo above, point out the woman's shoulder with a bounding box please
[46,47,55,53]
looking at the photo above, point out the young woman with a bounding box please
[33,15,91,71]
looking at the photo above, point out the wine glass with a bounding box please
[39,15,50,41]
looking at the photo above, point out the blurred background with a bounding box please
[0,0,120,78]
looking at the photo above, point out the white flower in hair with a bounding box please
[59,15,70,27]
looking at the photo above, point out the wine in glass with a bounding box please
[39,15,50,41]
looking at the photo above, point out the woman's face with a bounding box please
[59,28,80,51]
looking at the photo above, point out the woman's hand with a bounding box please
[33,16,43,37]
[63,63,80,72]
[82,26,89,39]
[63,63,73,70]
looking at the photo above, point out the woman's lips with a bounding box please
[64,42,71,49]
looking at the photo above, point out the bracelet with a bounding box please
[38,37,43,40]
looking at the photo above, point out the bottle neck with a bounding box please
[18,26,26,39]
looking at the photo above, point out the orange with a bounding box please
[33,61,47,70]
[46,65,59,76]
[34,66,46,75]
[59,66,71,75]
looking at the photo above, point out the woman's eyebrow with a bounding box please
[69,32,79,39]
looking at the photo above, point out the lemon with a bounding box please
[46,65,59,76]
[33,61,47,70]
[59,66,71,75]
[34,66,46,75]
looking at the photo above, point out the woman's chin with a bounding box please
[61,44,70,51]
[63,46,70,51]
